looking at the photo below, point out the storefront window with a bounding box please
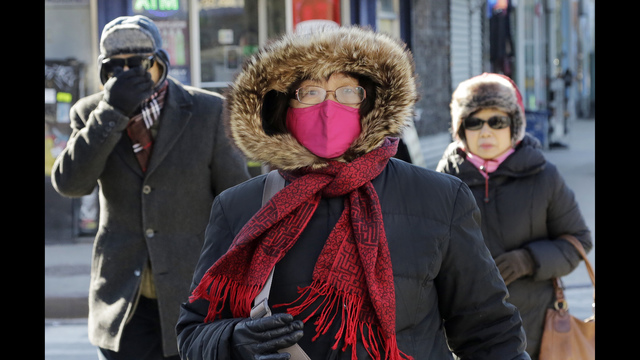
[377,0,400,39]
[133,0,192,85]
[520,0,546,110]
[199,0,285,92]
[266,0,287,38]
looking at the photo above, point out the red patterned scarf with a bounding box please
[126,80,168,172]
[190,137,411,360]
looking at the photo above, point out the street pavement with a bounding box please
[45,118,595,359]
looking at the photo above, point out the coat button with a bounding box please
[134,269,141,276]
[145,229,155,238]
[143,185,152,194]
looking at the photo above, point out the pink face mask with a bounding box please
[286,100,362,158]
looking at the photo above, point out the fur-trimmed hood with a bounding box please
[225,26,418,170]
[450,72,526,149]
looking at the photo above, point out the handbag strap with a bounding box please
[261,169,286,207]
[558,234,595,286]
[552,234,595,312]
[252,170,311,360]
[253,170,285,309]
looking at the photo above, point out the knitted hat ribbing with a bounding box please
[97,15,170,86]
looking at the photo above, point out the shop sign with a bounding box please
[134,0,180,15]
[133,0,192,85]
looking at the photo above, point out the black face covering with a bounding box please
[99,49,169,90]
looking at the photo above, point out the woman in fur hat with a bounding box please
[436,73,592,359]
[177,29,531,360]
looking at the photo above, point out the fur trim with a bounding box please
[450,72,526,148]
[226,26,418,170]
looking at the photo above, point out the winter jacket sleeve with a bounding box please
[52,96,130,197]
[522,163,592,281]
[176,187,253,359]
[436,181,530,360]
[177,301,241,360]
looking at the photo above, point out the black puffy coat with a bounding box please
[177,158,530,359]
[436,134,592,359]
[176,27,530,360]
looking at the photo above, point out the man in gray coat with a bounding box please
[51,15,250,360]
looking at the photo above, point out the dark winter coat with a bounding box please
[436,134,592,359]
[177,159,530,359]
[176,27,530,360]
[51,76,250,356]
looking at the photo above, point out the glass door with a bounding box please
[198,0,286,92]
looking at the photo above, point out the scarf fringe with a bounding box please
[188,139,412,359]
[273,279,413,360]
[189,273,260,322]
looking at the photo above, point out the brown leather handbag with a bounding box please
[539,234,595,360]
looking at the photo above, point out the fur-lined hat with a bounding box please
[225,26,418,171]
[450,72,526,148]
[97,15,170,86]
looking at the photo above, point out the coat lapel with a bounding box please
[114,128,145,176]
[145,80,193,176]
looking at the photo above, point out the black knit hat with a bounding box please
[97,15,170,86]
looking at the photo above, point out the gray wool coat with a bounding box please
[51,76,251,357]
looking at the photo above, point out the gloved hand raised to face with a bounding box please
[103,66,155,116]
[231,313,304,360]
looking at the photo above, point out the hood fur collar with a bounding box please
[225,26,418,170]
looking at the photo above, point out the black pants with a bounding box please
[98,296,180,360]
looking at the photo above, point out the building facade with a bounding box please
[45,0,595,240]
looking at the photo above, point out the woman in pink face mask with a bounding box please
[286,72,366,159]
[178,27,532,360]
[255,69,378,167]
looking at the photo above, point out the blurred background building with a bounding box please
[45,0,595,242]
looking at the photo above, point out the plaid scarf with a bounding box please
[126,80,168,172]
[190,137,412,360]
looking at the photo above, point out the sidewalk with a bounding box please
[539,118,596,320]
[44,118,595,320]
[45,236,93,319]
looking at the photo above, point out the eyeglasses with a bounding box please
[102,55,155,74]
[463,115,511,130]
[295,85,366,105]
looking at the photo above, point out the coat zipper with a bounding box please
[479,165,490,203]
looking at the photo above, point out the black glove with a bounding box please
[103,66,155,116]
[231,313,304,360]
[494,249,535,285]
